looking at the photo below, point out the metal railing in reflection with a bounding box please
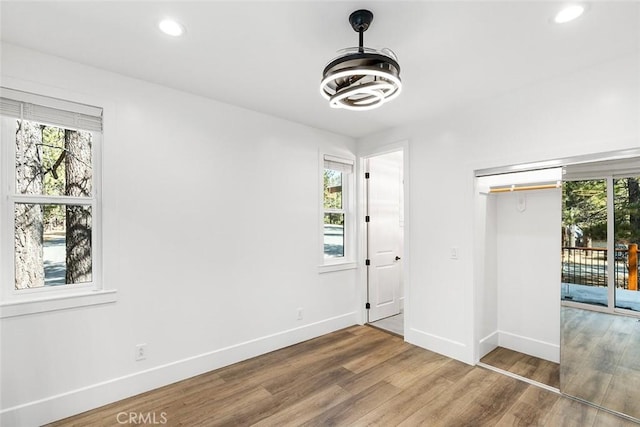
[561,244,638,290]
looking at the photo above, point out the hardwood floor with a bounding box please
[49,326,637,426]
[480,346,560,389]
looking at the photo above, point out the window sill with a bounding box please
[318,262,358,274]
[0,289,117,318]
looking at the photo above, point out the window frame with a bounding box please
[319,153,357,273]
[0,88,115,318]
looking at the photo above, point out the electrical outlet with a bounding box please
[135,343,147,361]
[450,247,459,260]
[297,308,303,320]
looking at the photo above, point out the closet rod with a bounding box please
[489,183,561,193]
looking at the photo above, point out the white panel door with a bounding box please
[367,153,402,322]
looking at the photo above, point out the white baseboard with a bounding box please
[478,330,499,360]
[0,312,357,427]
[405,327,473,365]
[498,330,559,363]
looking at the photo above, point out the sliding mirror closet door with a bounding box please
[561,161,640,422]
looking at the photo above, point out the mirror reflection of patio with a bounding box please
[562,284,640,312]
[562,244,639,312]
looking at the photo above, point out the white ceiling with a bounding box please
[1,1,638,138]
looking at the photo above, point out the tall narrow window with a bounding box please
[1,88,102,296]
[323,155,353,261]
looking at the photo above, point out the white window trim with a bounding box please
[0,290,117,318]
[0,87,116,318]
[318,152,357,273]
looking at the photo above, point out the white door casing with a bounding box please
[367,152,403,322]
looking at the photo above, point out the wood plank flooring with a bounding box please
[48,326,637,426]
[480,346,560,389]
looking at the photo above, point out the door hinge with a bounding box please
[365,215,370,223]
[365,302,371,309]
[365,172,370,179]
[365,259,370,266]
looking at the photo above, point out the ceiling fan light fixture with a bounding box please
[320,10,402,111]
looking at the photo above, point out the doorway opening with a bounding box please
[475,151,640,398]
[363,149,405,336]
[475,167,563,390]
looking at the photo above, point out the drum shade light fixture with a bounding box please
[320,10,402,111]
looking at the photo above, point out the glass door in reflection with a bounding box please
[614,176,640,313]
[562,179,608,307]
[562,176,640,313]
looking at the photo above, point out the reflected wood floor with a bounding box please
[49,326,636,426]
[562,307,640,421]
[480,346,560,389]
[370,311,404,336]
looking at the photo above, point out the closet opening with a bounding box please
[475,148,640,421]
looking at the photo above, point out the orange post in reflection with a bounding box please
[630,244,638,291]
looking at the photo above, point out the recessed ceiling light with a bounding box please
[158,19,185,37]
[554,5,586,24]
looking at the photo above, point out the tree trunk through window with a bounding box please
[14,121,44,289]
[65,130,92,283]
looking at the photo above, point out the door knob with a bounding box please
[395,256,401,261]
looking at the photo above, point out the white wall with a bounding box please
[0,43,358,426]
[357,53,639,364]
[495,189,561,362]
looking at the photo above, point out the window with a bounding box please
[0,88,112,316]
[322,154,354,265]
